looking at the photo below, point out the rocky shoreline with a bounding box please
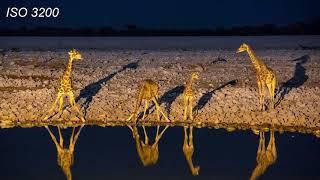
[0,49,319,130]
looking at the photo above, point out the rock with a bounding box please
[43,80,49,85]
[176,63,183,71]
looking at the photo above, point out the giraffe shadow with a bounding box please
[159,85,185,115]
[76,60,140,115]
[193,80,238,116]
[275,55,309,107]
[212,57,227,64]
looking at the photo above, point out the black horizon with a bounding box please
[1,19,319,36]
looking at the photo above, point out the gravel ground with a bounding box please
[0,48,319,131]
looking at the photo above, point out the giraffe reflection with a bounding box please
[45,125,84,180]
[250,130,277,180]
[128,125,169,166]
[183,125,200,176]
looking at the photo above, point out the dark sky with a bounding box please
[1,0,320,29]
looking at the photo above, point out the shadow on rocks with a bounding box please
[193,79,238,116]
[276,55,309,107]
[159,85,185,115]
[76,60,140,116]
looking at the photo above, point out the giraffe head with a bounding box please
[236,43,249,53]
[192,166,200,176]
[57,150,74,180]
[191,72,200,80]
[68,49,83,61]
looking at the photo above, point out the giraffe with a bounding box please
[44,49,85,121]
[183,125,200,176]
[45,125,84,180]
[127,125,169,166]
[250,130,277,180]
[237,43,277,111]
[127,79,170,122]
[183,72,199,120]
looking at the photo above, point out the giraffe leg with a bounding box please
[270,77,277,109]
[127,125,134,133]
[45,126,60,148]
[188,97,194,121]
[184,97,188,120]
[127,105,139,122]
[44,93,63,120]
[261,83,266,111]
[183,126,188,145]
[257,79,263,111]
[71,125,84,147]
[58,127,63,147]
[127,114,133,121]
[155,125,160,141]
[127,112,139,123]
[261,132,265,151]
[269,131,277,157]
[59,95,64,111]
[154,100,161,121]
[266,82,274,110]
[153,98,170,122]
[142,100,149,120]
[142,125,149,144]
[258,131,262,148]
[129,125,139,139]
[68,92,85,122]
[127,114,134,121]
[189,126,193,145]
[257,132,263,161]
[70,127,75,145]
[54,95,66,120]
[156,125,160,137]
[155,125,169,143]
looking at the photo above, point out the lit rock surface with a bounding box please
[0,48,319,130]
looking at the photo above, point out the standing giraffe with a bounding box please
[183,72,199,120]
[250,130,277,180]
[44,49,85,121]
[183,125,200,176]
[237,43,277,110]
[127,79,170,122]
[127,125,169,166]
[45,125,84,180]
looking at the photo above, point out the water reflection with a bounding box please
[128,125,169,166]
[1,123,319,179]
[45,125,84,180]
[183,125,200,176]
[250,130,277,180]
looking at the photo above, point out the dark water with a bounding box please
[0,125,319,180]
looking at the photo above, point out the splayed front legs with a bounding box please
[44,92,85,122]
[127,98,170,123]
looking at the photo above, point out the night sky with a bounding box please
[1,0,320,29]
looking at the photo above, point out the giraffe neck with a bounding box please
[246,47,264,72]
[183,144,197,174]
[64,57,73,78]
[186,77,194,89]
